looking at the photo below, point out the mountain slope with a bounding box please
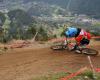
[1,0,100,18]
[70,0,100,14]
[22,0,100,18]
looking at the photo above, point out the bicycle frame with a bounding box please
[64,38,89,51]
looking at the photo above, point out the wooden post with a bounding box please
[32,31,38,42]
[87,56,97,79]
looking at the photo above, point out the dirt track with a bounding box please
[0,41,100,80]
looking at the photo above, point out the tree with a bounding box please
[26,24,37,39]
[8,9,34,27]
[0,12,6,26]
[7,9,37,40]
[36,27,48,41]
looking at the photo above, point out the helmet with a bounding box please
[65,27,77,37]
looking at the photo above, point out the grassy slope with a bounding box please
[32,71,100,80]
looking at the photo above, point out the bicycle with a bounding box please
[51,39,99,56]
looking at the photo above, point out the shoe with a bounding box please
[75,50,81,53]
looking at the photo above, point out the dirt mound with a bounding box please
[7,40,31,48]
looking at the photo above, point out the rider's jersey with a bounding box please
[75,29,91,44]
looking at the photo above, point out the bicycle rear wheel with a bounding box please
[51,44,66,50]
[81,48,99,56]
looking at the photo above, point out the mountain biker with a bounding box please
[63,27,91,50]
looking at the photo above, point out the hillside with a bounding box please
[27,2,67,17]
[1,0,100,18]
[70,0,100,18]
[22,0,100,18]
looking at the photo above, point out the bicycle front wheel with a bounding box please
[81,48,99,56]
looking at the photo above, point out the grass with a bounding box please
[32,70,100,80]
[32,72,69,80]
